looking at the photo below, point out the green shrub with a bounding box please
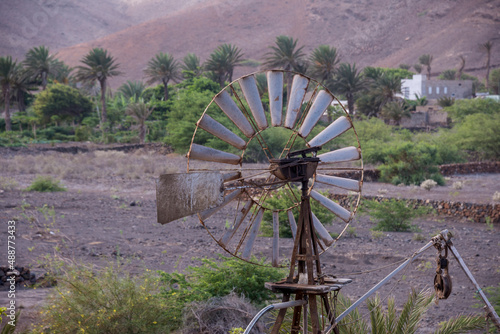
[25,176,66,192]
[363,199,431,232]
[451,113,500,160]
[75,125,92,141]
[260,187,336,238]
[158,255,285,329]
[31,264,171,334]
[377,141,444,186]
[445,98,500,123]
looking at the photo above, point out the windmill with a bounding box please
[156,70,500,333]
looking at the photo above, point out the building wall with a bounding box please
[401,74,423,99]
[422,79,473,99]
[400,106,448,128]
[400,74,473,100]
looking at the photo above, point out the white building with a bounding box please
[400,74,473,100]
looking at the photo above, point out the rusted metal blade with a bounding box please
[308,116,352,147]
[267,71,283,127]
[284,74,309,129]
[298,90,334,138]
[238,75,268,130]
[156,172,224,224]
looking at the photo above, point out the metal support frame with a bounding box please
[245,228,500,333]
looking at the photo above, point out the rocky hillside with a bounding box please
[1,0,499,88]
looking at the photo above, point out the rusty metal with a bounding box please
[157,70,364,333]
[156,172,224,224]
[434,244,452,299]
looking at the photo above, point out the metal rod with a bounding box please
[335,239,436,324]
[244,300,308,334]
[444,233,500,330]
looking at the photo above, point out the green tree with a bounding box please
[332,63,366,115]
[11,63,34,112]
[33,83,92,125]
[373,73,402,106]
[118,80,146,101]
[399,64,411,70]
[419,54,433,80]
[413,63,422,74]
[309,45,340,83]
[444,98,500,123]
[75,48,121,128]
[23,45,61,90]
[51,59,73,85]
[204,44,244,88]
[0,56,17,131]
[125,99,154,144]
[380,100,410,125]
[181,53,202,78]
[377,141,444,186]
[264,35,306,98]
[480,40,493,90]
[144,52,180,101]
[452,112,500,159]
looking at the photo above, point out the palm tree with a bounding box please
[181,53,202,78]
[11,64,34,112]
[204,44,244,88]
[456,55,465,80]
[419,54,433,80]
[380,100,410,125]
[0,56,18,131]
[118,80,146,101]
[309,45,340,83]
[126,99,154,144]
[75,48,121,128]
[23,45,61,90]
[480,40,493,90]
[264,35,306,98]
[373,73,402,106]
[332,63,366,115]
[51,59,73,85]
[363,66,384,82]
[413,64,422,74]
[144,52,180,101]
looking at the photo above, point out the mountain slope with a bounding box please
[2,0,499,88]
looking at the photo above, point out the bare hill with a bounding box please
[2,0,499,88]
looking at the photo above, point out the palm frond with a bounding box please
[433,314,486,334]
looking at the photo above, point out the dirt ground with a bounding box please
[0,144,499,332]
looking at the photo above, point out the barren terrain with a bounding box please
[1,0,499,88]
[0,144,499,332]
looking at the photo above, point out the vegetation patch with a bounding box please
[363,198,432,232]
[25,175,66,192]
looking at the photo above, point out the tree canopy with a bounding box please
[33,83,92,125]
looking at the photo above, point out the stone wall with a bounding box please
[330,194,500,224]
[332,162,500,181]
[439,162,500,176]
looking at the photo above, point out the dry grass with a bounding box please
[182,293,263,334]
[0,150,183,181]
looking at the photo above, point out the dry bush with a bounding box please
[182,293,264,334]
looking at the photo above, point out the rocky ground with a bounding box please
[0,144,499,332]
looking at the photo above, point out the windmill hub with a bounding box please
[269,147,321,185]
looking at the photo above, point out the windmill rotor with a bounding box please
[156,69,363,333]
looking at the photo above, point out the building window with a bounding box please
[444,87,448,94]
[428,87,432,94]
[402,87,409,99]
[436,87,440,94]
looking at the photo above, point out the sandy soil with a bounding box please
[0,145,499,332]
